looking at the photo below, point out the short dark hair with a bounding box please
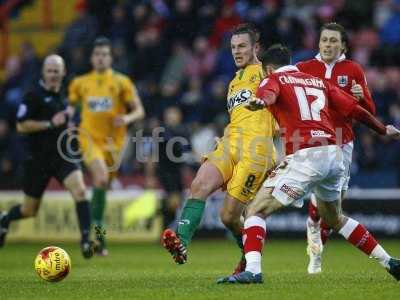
[319,22,349,52]
[232,23,260,45]
[92,36,112,51]
[260,44,291,69]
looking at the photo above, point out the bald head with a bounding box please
[42,54,65,91]
[43,54,65,69]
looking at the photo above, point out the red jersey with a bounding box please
[296,54,375,144]
[256,65,358,155]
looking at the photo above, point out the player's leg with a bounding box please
[306,193,324,273]
[80,134,109,255]
[0,195,42,247]
[0,159,49,247]
[217,186,284,284]
[306,142,353,273]
[316,198,400,280]
[162,161,225,263]
[220,154,274,274]
[219,147,332,284]
[219,194,246,273]
[87,157,109,255]
[62,168,94,259]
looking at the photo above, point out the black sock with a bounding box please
[75,200,91,243]
[2,204,23,228]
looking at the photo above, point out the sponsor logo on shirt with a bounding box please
[310,130,331,138]
[337,75,348,87]
[88,96,113,112]
[280,184,303,200]
[227,89,252,111]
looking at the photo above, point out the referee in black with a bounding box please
[0,55,95,258]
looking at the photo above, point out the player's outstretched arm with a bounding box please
[17,120,54,133]
[349,105,400,139]
[17,111,67,134]
[328,83,399,138]
[114,80,145,127]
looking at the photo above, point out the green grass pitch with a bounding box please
[0,240,399,299]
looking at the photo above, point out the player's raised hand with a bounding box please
[51,111,67,127]
[245,96,265,111]
[351,79,364,101]
[386,125,400,139]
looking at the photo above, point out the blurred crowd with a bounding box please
[1,0,400,188]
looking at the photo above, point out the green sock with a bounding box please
[177,198,206,247]
[91,187,106,228]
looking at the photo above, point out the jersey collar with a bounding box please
[315,53,346,79]
[274,65,299,73]
[315,52,346,64]
[93,68,113,77]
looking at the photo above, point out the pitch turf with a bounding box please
[0,240,399,300]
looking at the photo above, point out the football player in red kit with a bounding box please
[217,45,400,284]
[297,23,376,274]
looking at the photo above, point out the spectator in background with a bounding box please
[112,40,131,75]
[19,42,40,91]
[180,77,204,123]
[156,106,189,230]
[158,81,182,118]
[185,36,217,80]
[380,0,400,45]
[160,40,190,87]
[213,35,236,78]
[209,0,241,47]
[201,76,229,124]
[65,46,89,80]
[60,0,98,52]
[165,0,198,45]
[196,1,220,36]
[131,27,167,83]
[1,57,24,115]
[108,3,130,46]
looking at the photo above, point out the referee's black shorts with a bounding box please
[22,154,80,199]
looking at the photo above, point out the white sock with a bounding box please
[245,251,262,274]
[370,244,391,269]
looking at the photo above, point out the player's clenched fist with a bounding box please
[245,97,265,111]
[351,79,364,101]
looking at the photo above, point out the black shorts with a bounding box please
[22,154,80,199]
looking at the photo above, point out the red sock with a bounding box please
[243,218,266,254]
[243,216,266,274]
[320,220,332,245]
[339,218,378,255]
[308,200,320,223]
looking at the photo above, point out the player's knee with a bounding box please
[72,185,87,201]
[190,176,212,199]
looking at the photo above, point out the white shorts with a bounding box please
[340,141,353,191]
[263,145,345,207]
